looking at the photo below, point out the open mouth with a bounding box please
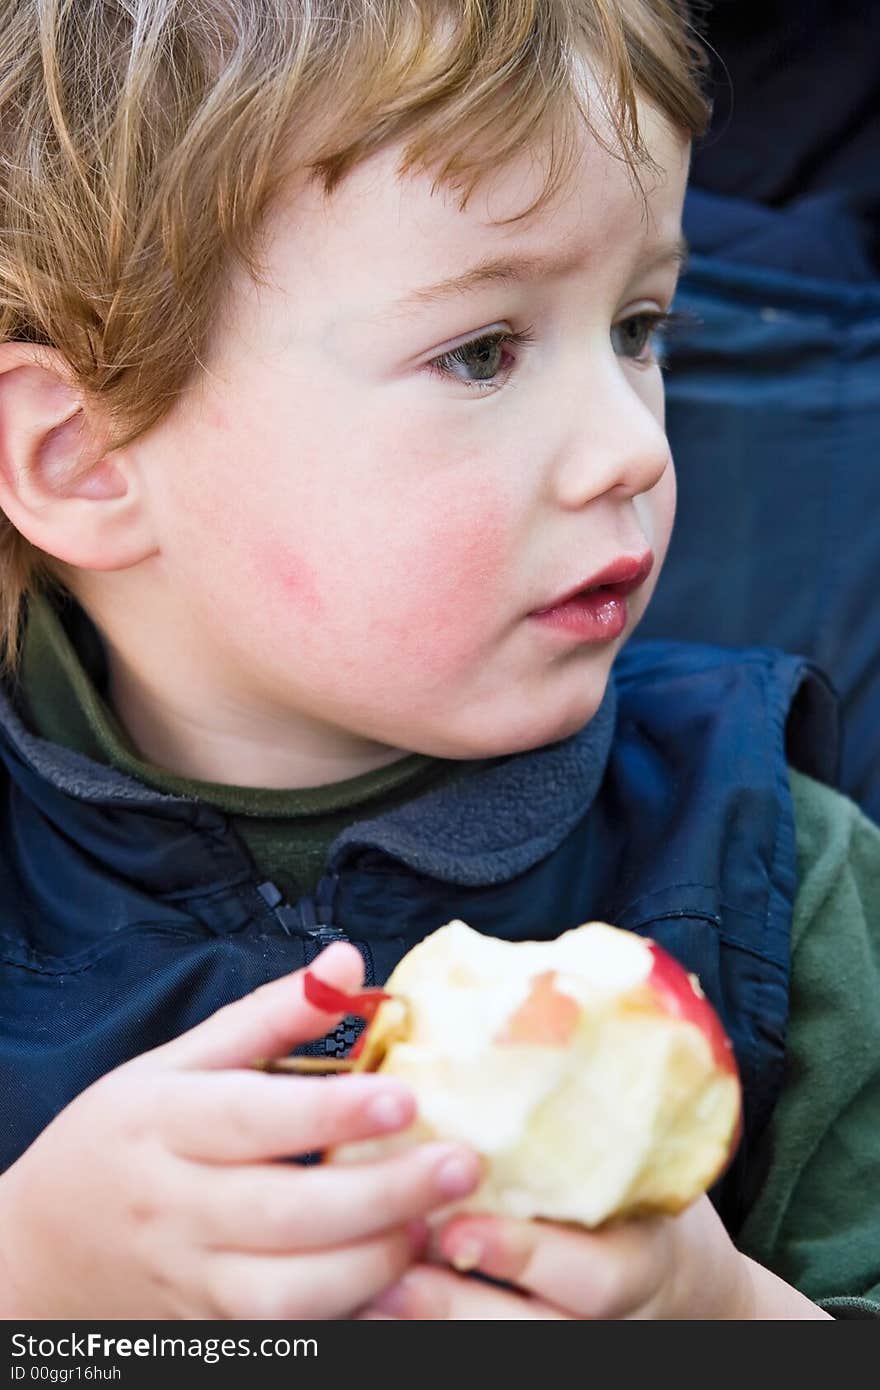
[533,551,654,616]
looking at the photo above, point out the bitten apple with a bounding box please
[326,920,742,1229]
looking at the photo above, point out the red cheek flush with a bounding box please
[259,545,326,620]
[356,490,511,678]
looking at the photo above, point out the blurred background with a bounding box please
[637,0,880,819]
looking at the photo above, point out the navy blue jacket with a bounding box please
[0,641,837,1233]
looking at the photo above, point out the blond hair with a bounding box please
[0,0,708,672]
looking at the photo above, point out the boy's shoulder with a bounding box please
[613,637,839,789]
[739,765,880,1310]
[790,765,878,850]
[789,766,880,952]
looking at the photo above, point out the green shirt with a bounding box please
[16,593,880,1316]
[739,768,880,1317]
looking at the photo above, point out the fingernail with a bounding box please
[449,1237,484,1272]
[434,1148,481,1199]
[364,1091,411,1131]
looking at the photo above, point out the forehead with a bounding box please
[259,100,689,322]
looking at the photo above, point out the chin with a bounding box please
[437,690,609,762]
[523,670,614,751]
[524,702,606,752]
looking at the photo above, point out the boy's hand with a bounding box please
[358,1196,829,1320]
[0,943,481,1320]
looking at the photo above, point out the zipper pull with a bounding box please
[311,923,346,946]
[257,882,359,1062]
[256,880,345,943]
[257,881,297,937]
[298,885,345,944]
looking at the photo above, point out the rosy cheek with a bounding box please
[376,495,511,668]
[252,485,511,678]
[420,511,507,621]
[258,546,326,620]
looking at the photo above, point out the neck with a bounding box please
[109,654,409,786]
[71,573,411,790]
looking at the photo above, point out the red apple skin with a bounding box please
[645,941,743,1169]
[645,942,738,1077]
[303,973,391,1019]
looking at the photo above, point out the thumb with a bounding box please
[144,941,366,1071]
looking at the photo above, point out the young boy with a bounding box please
[0,1,877,1320]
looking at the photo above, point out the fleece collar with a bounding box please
[0,678,617,890]
[327,687,616,885]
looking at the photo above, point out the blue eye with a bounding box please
[611,311,673,363]
[427,327,536,392]
[425,311,697,392]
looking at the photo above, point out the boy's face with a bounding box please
[129,97,688,764]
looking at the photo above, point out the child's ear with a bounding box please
[0,342,157,570]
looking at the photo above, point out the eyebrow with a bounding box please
[385,235,690,316]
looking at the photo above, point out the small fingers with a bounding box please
[191,1143,483,1251]
[434,1212,673,1319]
[163,1070,417,1161]
[358,1265,566,1320]
[206,1227,421,1321]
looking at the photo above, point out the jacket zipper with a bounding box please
[257,876,368,1058]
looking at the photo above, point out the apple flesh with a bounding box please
[330,920,742,1228]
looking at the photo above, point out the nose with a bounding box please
[549,357,671,508]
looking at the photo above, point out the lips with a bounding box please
[532,551,655,616]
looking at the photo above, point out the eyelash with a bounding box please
[425,325,537,393]
[425,310,696,393]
